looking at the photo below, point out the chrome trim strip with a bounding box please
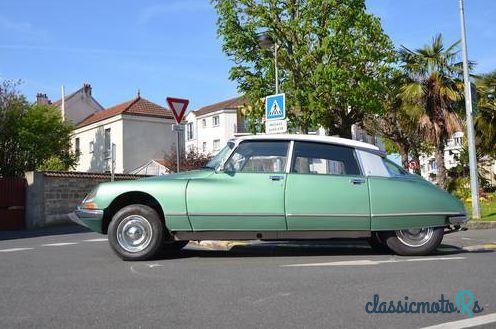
[372,212,465,217]
[188,212,284,217]
[75,207,104,218]
[286,213,369,217]
[165,213,188,216]
[285,140,294,174]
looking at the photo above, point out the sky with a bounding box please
[1,0,495,110]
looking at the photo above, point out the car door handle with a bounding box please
[350,178,366,185]
[269,175,284,181]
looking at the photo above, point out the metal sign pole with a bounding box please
[176,131,180,173]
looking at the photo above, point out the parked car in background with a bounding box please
[71,134,467,260]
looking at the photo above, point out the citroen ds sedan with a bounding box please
[71,134,467,260]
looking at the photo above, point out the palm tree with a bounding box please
[475,71,496,158]
[399,34,463,188]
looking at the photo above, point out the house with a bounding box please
[185,96,247,155]
[71,94,182,173]
[36,83,104,124]
[419,132,464,181]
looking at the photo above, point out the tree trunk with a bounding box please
[435,144,447,189]
[411,149,421,175]
[398,144,409,169]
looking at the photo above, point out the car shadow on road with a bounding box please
[155,240,493,260]
[0,224,92,241]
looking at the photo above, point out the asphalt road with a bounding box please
[0,226,495,329]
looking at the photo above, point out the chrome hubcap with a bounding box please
[116,215,153,253]
[396,227,434,247]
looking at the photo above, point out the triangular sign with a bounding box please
[166,97,189,124]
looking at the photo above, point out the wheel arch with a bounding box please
[102,191,166,234]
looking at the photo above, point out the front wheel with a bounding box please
[108,204,165,261]
[380,227,444,256]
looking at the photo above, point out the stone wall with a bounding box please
[25,171,146,228]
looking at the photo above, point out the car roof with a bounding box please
[237,134,380,151]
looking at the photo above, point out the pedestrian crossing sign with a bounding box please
[265,93,285,120]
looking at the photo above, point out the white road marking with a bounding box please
[0,247,34,253]
[83,238,107,242]
[282,256,465,267]
[421,312,496,329]
[41,242,78,247]
[148,264,164,268]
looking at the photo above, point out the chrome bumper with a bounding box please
[448,215,468,225]
[74,206,104,218]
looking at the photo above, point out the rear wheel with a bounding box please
[381,227,444,256]
[108,204,165,261]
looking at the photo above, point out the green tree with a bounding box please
[362,72,430,173]
[399,34,463,188]
[213,0,394,136]
[0,81,76,177]
[474,70,496,158]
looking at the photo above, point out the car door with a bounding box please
[285,141,371,231]
[187,140,290,231]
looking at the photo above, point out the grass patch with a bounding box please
[464,193,496,221]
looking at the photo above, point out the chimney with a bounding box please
[36,93,51,105]
[82,83,92,96]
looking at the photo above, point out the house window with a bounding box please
[202,142,207,153]
[213,139,220,152]
[202,119,206,128]
[104,128,111,159]
[89,141,94,153]
[213,115,220,126]
[186,122,194,140]
[75,138,80,160]
[454,136,462,146]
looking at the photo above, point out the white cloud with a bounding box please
[137,0,211,25]
[0,16,48,42]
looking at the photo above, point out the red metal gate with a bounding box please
[0,178,26,230]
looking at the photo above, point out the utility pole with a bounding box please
[459,0,481,219]
[111,143,116,182]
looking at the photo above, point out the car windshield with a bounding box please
[204,140,235,169]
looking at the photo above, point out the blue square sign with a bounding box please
[265,93,285,120]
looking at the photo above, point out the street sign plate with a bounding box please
[265,119,287,134]
[172,124,184,132]
[265,93,285,120]
[166,97,189,124]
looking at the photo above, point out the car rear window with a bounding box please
[291,142,361,176]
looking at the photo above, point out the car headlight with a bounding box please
[81,188,98,209]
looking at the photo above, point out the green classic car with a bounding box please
[71,134,467,260]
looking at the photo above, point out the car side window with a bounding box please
[383,158,408,176]
[291,142,361,176]
[224,141,289,173]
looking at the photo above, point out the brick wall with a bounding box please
[25,171,146,228]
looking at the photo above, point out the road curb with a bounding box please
[467,221,496,230]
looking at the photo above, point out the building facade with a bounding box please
[185,96,247,155]
[71,95,181,174]
[36,83,104,125]
[419,132,464,181]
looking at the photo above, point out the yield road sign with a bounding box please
[166,97,189,124]
[265,93,285,120]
